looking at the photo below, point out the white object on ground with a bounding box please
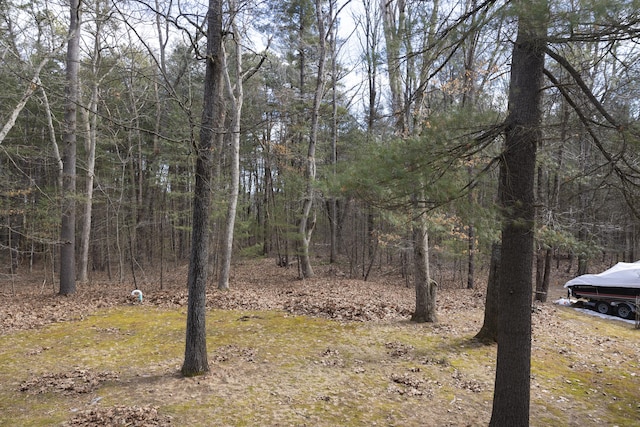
[131,289,143,302]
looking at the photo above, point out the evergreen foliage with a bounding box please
[0,0,638,297]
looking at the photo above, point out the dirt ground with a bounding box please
[1,258,639,426]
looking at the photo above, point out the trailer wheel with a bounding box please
[595,301,611,315]
[616,304,634,320]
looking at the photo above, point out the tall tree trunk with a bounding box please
[534,248,545,301]
[534,157,549,302]
[182,0,223,377]
[381,0,439,319]
[59,0,81,296]
[539,247,553,302]
[78,78,97,283]
[218,3,243,291]
[475,242,500,343]
[361,0,381,271]
[467,168,476,290]
[218,105,240,291]
[297,0,328,279]
[489,1,547,424]
[328,2,339,264]
[576,128,590,274]
[410,210,437,323]
[206,91,226,282]
[79,0,106,282]
[463,0,479,290]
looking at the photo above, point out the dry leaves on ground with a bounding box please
[19,368,119,395]
[65,405,172,427]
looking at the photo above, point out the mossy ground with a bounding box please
[2,255,640,427]
[0,302,639,426]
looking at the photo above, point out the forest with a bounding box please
[1,0,640,425]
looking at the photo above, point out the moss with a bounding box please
[528,310,640,426]
[0,306,637,426]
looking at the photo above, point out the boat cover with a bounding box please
[564,261,640,289]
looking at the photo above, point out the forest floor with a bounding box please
[0,258,639,426]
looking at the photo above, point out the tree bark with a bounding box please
[463,1,478,289]
[40,85,63,189]
[381,0,406,133]
[181,0,223,377]
[297,0,328,279]
[489,1,547,424]
[218,2,243,291]
[328,2,339,264]
[475,242,500,343]
[59,0,81,296]
[467,215,475,289]
[78,78,97,284]
[79,0,106,282]
[410,212,437,323]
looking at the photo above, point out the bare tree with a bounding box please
[218,0,268,290]
[79,0,113,283]
[217,8,242,290]
[59,0,82,296]
[297,0,331,279]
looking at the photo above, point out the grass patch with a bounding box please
[0,305,639,426]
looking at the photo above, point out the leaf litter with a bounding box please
[1,259,640,426]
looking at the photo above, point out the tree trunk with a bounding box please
[489,1,547,424]
[218,5,243,291]
[410,214,437,323]
[297,0,328,279]
[463,0,479,291]
[361,0,381,271]
[218,110,240,291]
[40,85,63,189]
[539,247,552,302]
[79,1,105,282]
[78,78,97,283]
[59,0,81,296]
[576,132,589,275]
[328,5,339,264]
[467,219,475,290]
[534,154,546,301]
[534,247,545,301]
[181,0,223,377]
[381,0,406,133]
[534,246,552,302]
[475,242,500,343]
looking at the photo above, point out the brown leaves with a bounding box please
[385,341,414,358]
[65,405,172,426]
[388,372,431,397]
[212,344,256,363]
[0,259,489,337]
[19,369,172,426]
[19,368,119,395]
[283,297,412,321]
[452,369,485,393]
[0,291,122,334]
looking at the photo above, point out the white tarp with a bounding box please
[564,261,640,289]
